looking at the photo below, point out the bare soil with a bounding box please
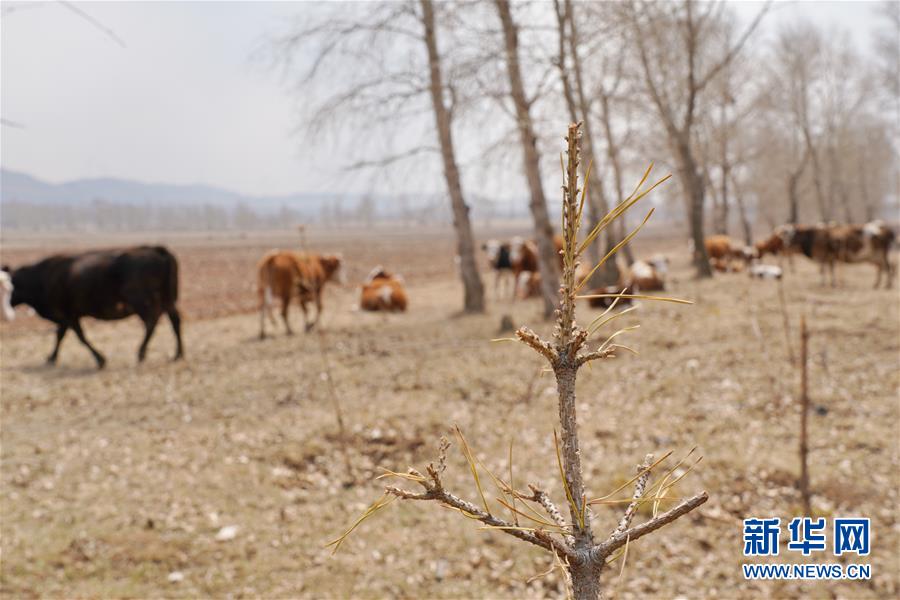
[1,228,897,599]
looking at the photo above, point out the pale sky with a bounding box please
[0,1,889,197]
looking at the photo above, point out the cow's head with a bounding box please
[482,240,501,263]
[775,224,796,248]
[647,254,670,276]
[365,265,390,284]
[0,266,15,322]
[320,254,345,284]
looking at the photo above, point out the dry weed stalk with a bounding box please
[316,329,354,481]
[798,316,811,516]
[329,123,708,599]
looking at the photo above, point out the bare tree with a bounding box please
[271,2,485,313]
[623,0,768,277]
[421,0,485,312]
[553,0,621,287]
[495,0,561,315]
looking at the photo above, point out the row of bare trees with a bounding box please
[271,0,898,312]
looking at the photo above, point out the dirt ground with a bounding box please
[1,227,897,599]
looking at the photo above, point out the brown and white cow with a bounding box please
[257,250,343,338]
[360,266,408,312]
[779,221,895,288]
[627,255,668,292]
[585,285,634,309]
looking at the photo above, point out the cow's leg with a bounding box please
[71,320,106,369]
[259,302,266,339]
[47,324,68,364]
[282,296,294,335]
[166,306,184,360]
[888,257,897,289]
[306,290,323,332]
[137,310,161,363]
[297,297,309,332]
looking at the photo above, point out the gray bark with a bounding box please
[420,0,485,313]
[564,0,620,286]
[495,0,560,316]
[553,0,619,287]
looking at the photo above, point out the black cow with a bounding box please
[482,239,514,298]
[3,246,183,368]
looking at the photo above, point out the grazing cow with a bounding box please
[777,224,837,285]
[508,235,566,300]
[509,237,539,280]
[778,221,895,288]
[257,250,343,338]
[829,221,895,288]
[360,266,408,312]
[482,239,514,298]
[2,246,183,368]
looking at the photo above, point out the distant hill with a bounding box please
[0,169,512,231]
[0,168,328,215]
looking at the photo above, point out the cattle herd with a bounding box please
[0,218,894,368]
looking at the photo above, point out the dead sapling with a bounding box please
[328,123,708,599]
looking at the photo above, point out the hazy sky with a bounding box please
[0,1,889,197]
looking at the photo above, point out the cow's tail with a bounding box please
[258,257,277,326]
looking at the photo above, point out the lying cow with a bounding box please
[748,263,783,280]
[702,235,753,273]
[1,246,183,368]
[585,285,634,309]
[257,250,343,338]
[360,266,408,312]
[627,255,668,292]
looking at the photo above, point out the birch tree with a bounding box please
[494,0,561,315]
[272,2,485,313]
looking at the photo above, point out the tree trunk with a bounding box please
[420,0,485,313]
[565,0,619,287]
[553,0,618,288]
[802,127,829,221]
[719,162,730,235]
[495,0,559,316]
[598,93,634,264]
[674,137,712,277]
[787,147,809,225]
[731,171,753,246]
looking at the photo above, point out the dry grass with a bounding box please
[1,228,897,598]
